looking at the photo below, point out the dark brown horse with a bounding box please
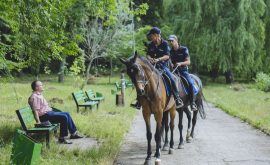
[120,53,177,165]
[162,68,206,150]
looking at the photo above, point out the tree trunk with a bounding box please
[225,68,234,84]
[81,58,94,90]
[109,58,112,84]
[210,68,218,82]
[58,56,66,83]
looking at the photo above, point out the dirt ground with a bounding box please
[113,102,270,165]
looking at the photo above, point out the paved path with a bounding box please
[114,102,270,165]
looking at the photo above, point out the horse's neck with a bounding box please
[141,63,159,95]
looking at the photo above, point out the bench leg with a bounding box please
[46,131,50,149]
[90,106,92,110]
[54,127,57,135]
[77,107,79,113]
[97,103,99,109]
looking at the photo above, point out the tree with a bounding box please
[166,0,266,83]
[80,0,147,90]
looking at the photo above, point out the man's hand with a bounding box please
[153,58,159,63]
[148,58,155,63]
[174,62,181,67]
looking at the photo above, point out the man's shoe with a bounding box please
[191,103,198,111]
[70,133,84,139]
[58,138,73,144]
[130,101,141,110]
[175,99,184,108]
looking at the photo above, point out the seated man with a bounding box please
[28,80,84,144]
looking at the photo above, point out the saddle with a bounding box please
[178,75,198,95]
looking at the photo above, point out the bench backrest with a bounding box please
[115,82,121,88]
[72,90,87,105]
[16,106,35,131]
[85,89,95,99]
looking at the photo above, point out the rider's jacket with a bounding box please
[170,45,189,71]
[146,38,170,69]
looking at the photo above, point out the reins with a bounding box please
[134,62,160,114]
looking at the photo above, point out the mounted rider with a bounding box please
[168,35,197,111]
[130,27,183,109]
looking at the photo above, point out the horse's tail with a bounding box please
[192,74,206,119]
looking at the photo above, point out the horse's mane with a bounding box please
[127,55,160,75]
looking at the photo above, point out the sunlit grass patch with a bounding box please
[0,74,137,164]
[203,82,270,134]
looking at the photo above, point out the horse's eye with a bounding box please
[131,69,133,73]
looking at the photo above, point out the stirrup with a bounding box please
[191,103,197,111]
[175,98,184,108]
[130,99,141,110]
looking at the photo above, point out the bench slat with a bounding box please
[80,101,98,106]
[73,90,84,95]
[18,106,32,113]
[24,116,36,125]
[76,97,86,102]
[21,111,34,119]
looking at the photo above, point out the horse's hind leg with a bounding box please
[177,108,184,149]
[162,111,169,151]
[168,108,176,154]
[190,110,198,139]
[184,108,193,143]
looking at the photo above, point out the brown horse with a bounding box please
[162,67,206,150]
[120,52,176,165]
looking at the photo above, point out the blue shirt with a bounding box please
[146,38,170,68]
[170,45,190,71]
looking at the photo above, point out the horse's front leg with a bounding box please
[162,111,169,151]
[169,107,176,154]
[154,112,163,165]
[184,107,193,143]
[190,110,198,139]
[144,116,152,165]
[177,108,184,149]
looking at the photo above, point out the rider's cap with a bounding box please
[146,27,161,35]
[168,35,177,41]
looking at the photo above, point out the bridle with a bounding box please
[131,62,160,113]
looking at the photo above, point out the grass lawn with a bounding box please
[0,74,137,165]
[203,78,270,135]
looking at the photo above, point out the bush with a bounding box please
[255,72,270,92]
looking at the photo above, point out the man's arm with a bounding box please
[175,57,191,67]
[32,109,41,124]
[153,55,170,63]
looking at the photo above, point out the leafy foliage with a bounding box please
[255,72,270,92]
[166,0,266,76]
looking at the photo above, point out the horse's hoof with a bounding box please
[186,137,193,143]
[168,148,174,154]
[144,159,151,165]
[187,129,191,136]
[155,158,161,165]
[178,144,184,149]
[162,146,169,151]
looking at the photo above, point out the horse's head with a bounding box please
[119,51,146,95]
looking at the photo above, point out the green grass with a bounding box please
[203,81,270,134]
[0,74,137,165]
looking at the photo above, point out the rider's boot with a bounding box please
[130,98,141,110]
[190,89,197,111]
[172,83,184,108]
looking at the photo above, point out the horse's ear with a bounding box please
[133,51,137,63]
[119,58,127,65]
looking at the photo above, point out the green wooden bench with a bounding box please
[72,90,99,112]
[111,89,117,95]
[16,106,61,148]
[125,80,133,88]
[85,89,105,102]
[115,82,126,91]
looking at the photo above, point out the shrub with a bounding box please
[255,72,270,92]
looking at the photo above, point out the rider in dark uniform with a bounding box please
[168,35,197,111]
[130,27,183,109]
